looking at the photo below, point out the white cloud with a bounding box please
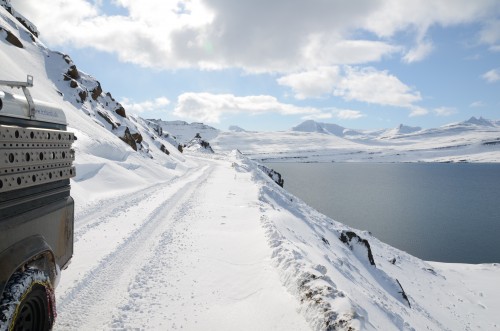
[403,39,434,63]
[409,106,429,117]
[482,68,500,83]
[302,109,365,121]
[279,66,422,110]
[173,93,320,123]
[301,38,401,68]
[470,101,486,108]
[277,67,342,99]
[278,66,423,116]
[479,19,500,46]
[335,67,421,107]
[363,0,498,37]
[434,106,457,116]
[11,0,500,72]
[336,109,365,119]
[121,97,170,114]
[301,113,333,121]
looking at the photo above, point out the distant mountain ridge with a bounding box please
[228,125,246,132]
[292,120,353,136]
[292,117,499,141]
[459,116,498,127]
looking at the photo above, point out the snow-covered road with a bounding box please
[54,156,309,330]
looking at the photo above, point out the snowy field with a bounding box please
[1,3,500,330]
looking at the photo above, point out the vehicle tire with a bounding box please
[0,268,55,331]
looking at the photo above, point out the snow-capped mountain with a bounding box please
[213,118,500,163]
[228,125,247,132]
[291,119,499,140]
[1,2,499,330]
[378,124,423,139]
[461,116,498,127]
[293,119,360,137]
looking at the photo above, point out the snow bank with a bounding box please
[228,152,500,330]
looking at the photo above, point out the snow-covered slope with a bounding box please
[1,3,499,330]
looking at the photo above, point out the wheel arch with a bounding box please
[0,235,57,297]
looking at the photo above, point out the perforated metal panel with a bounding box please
[0,125,76,192]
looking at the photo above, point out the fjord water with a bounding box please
[266,162,500,264]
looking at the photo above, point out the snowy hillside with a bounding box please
[148,119,219,144]
[377,124,422,139]
[213,118,500,163]
[1,2,499,330]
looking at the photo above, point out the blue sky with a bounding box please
[13,0,500,131]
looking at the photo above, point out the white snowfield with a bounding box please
[211,118,500,163]
[0,3,499,330]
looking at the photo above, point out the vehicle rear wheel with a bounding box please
[0,268,55,331]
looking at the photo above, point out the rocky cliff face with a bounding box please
[46,52,147,152]
[148,119,219,145]
[257,164,284,187]
[185,133,214,153]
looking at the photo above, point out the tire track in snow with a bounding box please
[54,162,214,330]
[73,169,196,241]
[110,188,202,329]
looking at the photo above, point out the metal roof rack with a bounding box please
[0,75,35,118]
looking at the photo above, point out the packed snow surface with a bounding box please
[1,3,500,330]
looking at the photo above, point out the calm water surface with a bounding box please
[266,162,500,264]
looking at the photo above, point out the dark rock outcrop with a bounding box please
[339,231,376,266]
[97,111,118,130]
[115,106,126,118]
[66,64,80,80]
[117,127,137,151]
[185,134,214,153]
[131,132,143,144]
[396,279,411,308]
[91,81,102,100]
[257,164,284,187]
[78,90,87,103]
[160,144,170,155]
[63,54,72,64]
[1,27,23,48]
